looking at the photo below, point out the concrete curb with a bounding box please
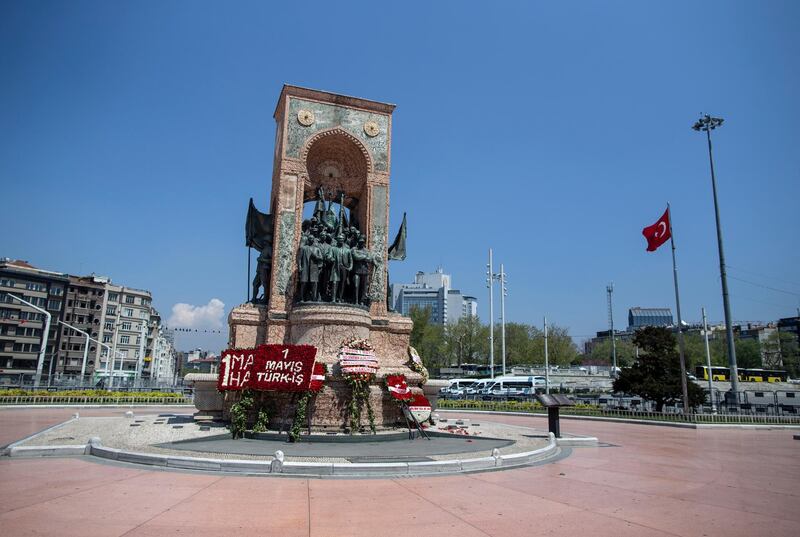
[556,436,599,447]
[8,444,89,457]
[7,434,561,477]
[438,409,800,430]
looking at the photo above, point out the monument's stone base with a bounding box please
[222,382,424,430]
[184,373,223,421]
[225,302,422,430]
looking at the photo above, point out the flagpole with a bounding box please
[667,203,690,414]
[247,247,251,303]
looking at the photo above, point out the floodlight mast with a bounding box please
[693,114,739,397]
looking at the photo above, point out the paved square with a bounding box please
[1,408,798,536]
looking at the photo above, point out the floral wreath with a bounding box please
[339,337,377,433]
[407,346,429,385]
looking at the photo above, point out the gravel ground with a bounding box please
[19,412,552,463]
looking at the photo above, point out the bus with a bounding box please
[739,368,788,383]
[695,365,788,383]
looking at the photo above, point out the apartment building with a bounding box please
[0,259,68,382]
[57,274,110,378]
[1,258,172,387]
[99,284,153,386]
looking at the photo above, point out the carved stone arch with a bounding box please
[300,128,373,208]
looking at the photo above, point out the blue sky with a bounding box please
[1,1,798,353]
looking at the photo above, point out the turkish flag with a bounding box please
[642,208,671,252]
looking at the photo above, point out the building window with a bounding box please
[25,282,46,292]
[121,321,132,331]
[141,298,150,306]
[102,334,112,343]
[104,321,114,331]
[120,335,130,344]
[125,295,135,304]
[50,287,64,296]
[0,279,16,288]
[108,292,118,302]
[106,305,116,316]
[139,311,148,320]
[47,299,61,311]
[123,308,134,317]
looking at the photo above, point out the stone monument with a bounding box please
[227,85,420,430]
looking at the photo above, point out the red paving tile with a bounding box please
[0,408,797,536]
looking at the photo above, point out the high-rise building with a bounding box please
[390,268,477,326]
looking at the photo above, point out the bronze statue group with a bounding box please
[297,187,377,306]
[248,185,405,308]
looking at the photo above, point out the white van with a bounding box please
[444,378,477,397]
[481,376,546,399]
[464,378,494,397]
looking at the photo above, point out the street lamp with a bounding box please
[498,264,507,376]
[3,292,51,387]
[487,249,495,379]
[693,114,739,398]
[57,320,93,386]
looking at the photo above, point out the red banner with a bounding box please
[218,348,256,391]
[218,345,318,392]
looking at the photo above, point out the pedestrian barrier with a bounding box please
[0,396,192,405]
[438,399,800,425]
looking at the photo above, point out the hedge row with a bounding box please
[0,389,185,399]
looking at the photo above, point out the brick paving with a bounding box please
[0,408,798,536]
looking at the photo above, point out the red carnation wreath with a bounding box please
[385,374,413,402]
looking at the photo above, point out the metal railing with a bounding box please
[438,400,800,425]
[0,395,192,405]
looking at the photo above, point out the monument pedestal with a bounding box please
[226,302,421,430]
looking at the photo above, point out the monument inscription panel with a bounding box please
[218,345,317,392]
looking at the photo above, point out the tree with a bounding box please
[528,325,579,366]
[588,338,637,368]
[682,333,727,372]
[734,338,762,368]
[409,306,445,370]
[443,315,488,367]
[612,327,705,411]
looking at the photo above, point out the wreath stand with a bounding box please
[402,402,430,440]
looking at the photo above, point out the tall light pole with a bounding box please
[4,293,51,387]
[486,249,495,379]
[607,283,617,378]
[701,307,716,413]
[693,114,739,397]
[543,316,550,394]
[499,264,507,376]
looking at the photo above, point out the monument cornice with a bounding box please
[274,84,396,119]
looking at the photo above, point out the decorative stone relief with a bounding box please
[368,185,388,302]
[286,97,389,172]
[275,211,296,295]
